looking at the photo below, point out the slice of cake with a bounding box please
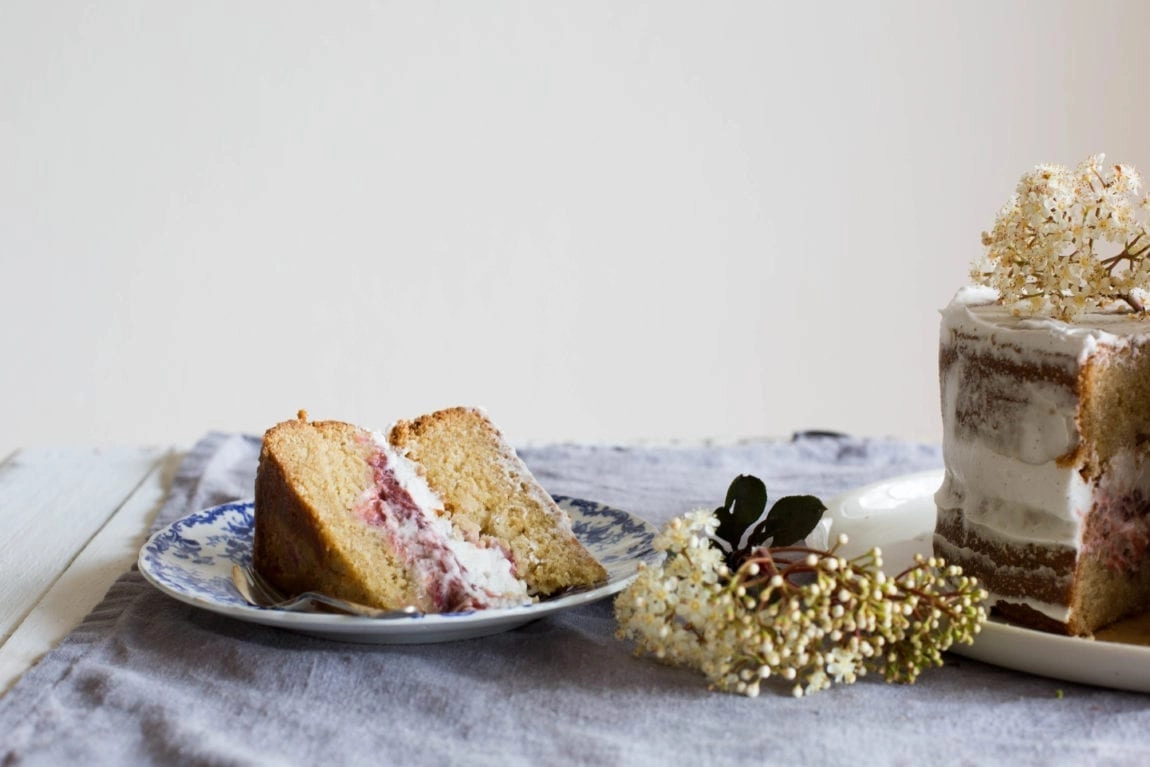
[253,408,606,614]
[389,407,607,596]
[934,155,1150,636]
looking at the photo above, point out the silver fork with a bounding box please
[231,564,422,619]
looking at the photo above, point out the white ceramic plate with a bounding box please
[139,497,659,644]
[826,470,1150,693]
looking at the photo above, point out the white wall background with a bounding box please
[4,1,1150,456]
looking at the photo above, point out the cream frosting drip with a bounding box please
[935,444,1089,547]
[941,362,1079,465]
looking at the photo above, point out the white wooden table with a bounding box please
[0,446,182,696]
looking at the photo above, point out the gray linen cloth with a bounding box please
[3,433,1150,766]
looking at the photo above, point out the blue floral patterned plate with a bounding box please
[138,496,659,644]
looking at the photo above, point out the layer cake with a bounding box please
[254,408,607,613]
[934,286,1150,635]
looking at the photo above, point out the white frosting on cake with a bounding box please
[935,446,1088,547]
[938,288,1092,549]
[946,285,1150,359]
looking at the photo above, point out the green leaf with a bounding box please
[751,495,826,548]
[712,475,768,551]
[745,516,778,550]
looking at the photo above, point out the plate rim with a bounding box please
[826,469,1150,693]
[138,495,659,642]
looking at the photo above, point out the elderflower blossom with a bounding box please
[975,154,1150,320]
[614,511,988,697]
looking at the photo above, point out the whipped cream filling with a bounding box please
[935,442,1090,547]
[359,433,529,611]
[940,363,1079,465]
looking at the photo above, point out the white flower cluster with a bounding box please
[975,154,1150,319]
[614,509,987,698]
